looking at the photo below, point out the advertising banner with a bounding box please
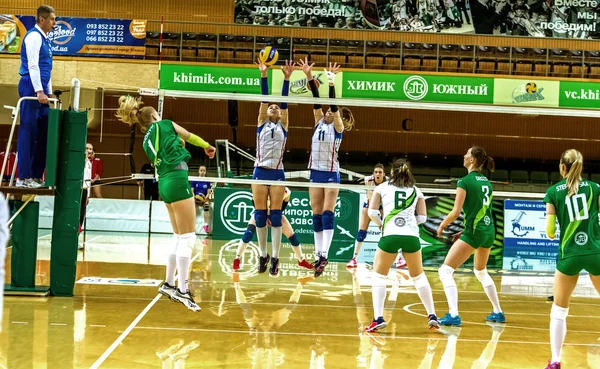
[503,200,559,272]
[234,0,600,39]
[559,81,600,109]
[493,78,560,107]
[343,72,494,104]
[160,64,267,93]
[212,187,359,262]
[0,15,146,58]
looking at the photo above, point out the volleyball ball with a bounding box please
[259,46,279,66]
[194,193,206,205]
[525,82,537,94]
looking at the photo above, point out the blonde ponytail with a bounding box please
[561,149,584,197]
[115,95,156,131]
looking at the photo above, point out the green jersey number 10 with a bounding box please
[565,193,589,222]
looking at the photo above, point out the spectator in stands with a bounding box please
[16,5,56,188]
[138,162,159,200]
[191,165,212,234]
[0,192,8,331]
[86,143,103,198]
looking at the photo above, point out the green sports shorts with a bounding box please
[459,228,495,249]
[158,170,193,204]
[378,235,421,254]
[557,254,600,276]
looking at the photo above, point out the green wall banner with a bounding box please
[343,73,494,104]
[160,64,600,111]
[559,81,600,109]
[493,78,560,107]
[160,64,267,93]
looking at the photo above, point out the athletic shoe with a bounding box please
[486,312,506,323]
[346,258,358,268]
[232,258,241,271]
[172,288,201,312]
[544,361,561,369]
[26,178,42,188]
[258,254,270,274]
[269,257,280,276]
[158,282,177,300]
[314,257,329,278]
[427,314,440,330]
[547,295,554,302]
[298,259,314,270]
[439,313,462,326]
[365,317,387,333]
[15,179,27,188]
[395,255,407,268]
[202,224,209,234]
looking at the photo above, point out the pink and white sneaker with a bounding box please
[202,224,209,234]
[395,255,407,268]
[346,258,358,268]
[544,361,561,369]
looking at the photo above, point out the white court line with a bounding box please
[50,323,67,326]
[89,325,106,328]
[403,301,600,335]
[11,321,27,324]
[88,251,202,369]
[132,326,598,347]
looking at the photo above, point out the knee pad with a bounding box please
[242,224,256,243]
[438,265,456,288]
[412,272,430,290]
[550,304,569,321]
[170,234,180,256]
[356,229,367,242]
[313,214,323,232]
[288,233,300,247]
[176,232,195,258]
[322,210,335,230]
[474,268,494,288]
[254,210,268,228]
[270,210,283,227]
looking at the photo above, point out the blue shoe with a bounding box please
[486,312,506,323]
[439,313,462,326]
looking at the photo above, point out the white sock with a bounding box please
[353,241,363,258]
[550,304,568,363]
[236,240,248,259]
[413,273,436,316]
[314,231,323,258]
[256,226,268,257]
[446,285,459,317]
[176,233,195,292]
[322,229,334,258]
[271,226,282,258]
[484,284,502,314]
[372,273,387,319]
[292,246,304,261]
[166,234,179,286]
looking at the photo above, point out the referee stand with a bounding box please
[2,78,87,297]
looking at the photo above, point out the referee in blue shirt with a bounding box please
[16,5,56,188]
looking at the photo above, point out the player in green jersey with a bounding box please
[543,149,600,369]
[436,146,505,326]
[116,96,215,313]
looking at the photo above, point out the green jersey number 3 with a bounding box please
[565,194,589,222]
[482,186,491,206]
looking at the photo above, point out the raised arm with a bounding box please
[279,60,295,130]
[299,57,323,125]
[325,62,344,133]
[257,59,269,126]
[172,121,216,159]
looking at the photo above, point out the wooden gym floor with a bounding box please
[1,232,599,369]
